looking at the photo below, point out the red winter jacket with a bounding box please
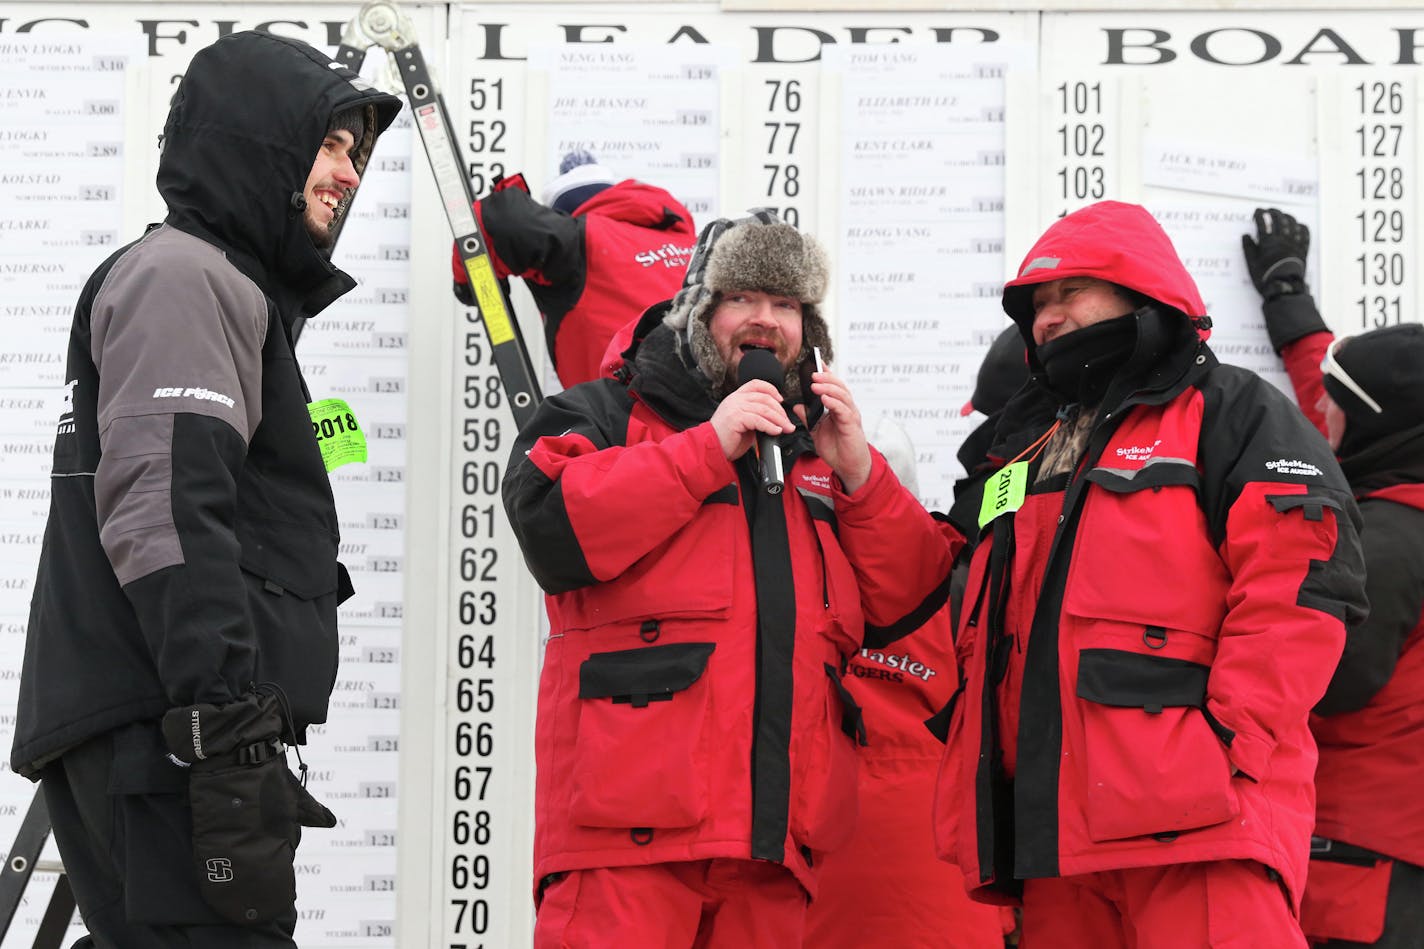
[1278,331,1424,867]
[501,307,960,897]
[472,179,695,388]
[930,202,1367,910]
[1312,482,1424,866]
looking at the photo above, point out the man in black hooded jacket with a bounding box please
[11,31,400,947]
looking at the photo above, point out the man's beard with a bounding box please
[304,209,336,250]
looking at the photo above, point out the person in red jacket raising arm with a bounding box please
[500,211,960,947]
[452,150,697,388]
[908,201,1367,947]
[1244,207,1424,949]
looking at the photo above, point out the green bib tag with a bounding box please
[307,398,367,471]
[978,461,1028,529]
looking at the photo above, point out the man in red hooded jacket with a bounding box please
[451,151,696,388]
[876,201,1367,947]
[1244,207,1424,948]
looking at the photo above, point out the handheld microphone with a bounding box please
[737,349,786,495]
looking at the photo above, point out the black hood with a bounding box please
[158,31,402,321]
[624,304,721,431]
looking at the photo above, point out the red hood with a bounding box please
[1002,201,1210,341]
[575,180,696,237]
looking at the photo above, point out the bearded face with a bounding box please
[707,290,805,380]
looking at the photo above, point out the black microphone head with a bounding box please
[736,348,785,392]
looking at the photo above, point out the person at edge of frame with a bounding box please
[890,199,1367,948]
[803,330,1028,949]
[451,148,697,389]
[500,209,964,947]
[10,31,401,949]
[1243,207,1424,949]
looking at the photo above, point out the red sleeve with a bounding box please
[833,450,966,630]
[502,375,740,594]
[1279,330,1333,438]
[474,187,583,286]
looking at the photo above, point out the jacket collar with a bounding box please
[986,325,1214,468]
[1342,423,1424,495]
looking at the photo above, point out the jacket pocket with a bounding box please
[1075,648,1238,843]
[236,516,339,600]
[558,507,736,632]
[790,664,862,853]
[238,519,342,726]
[1068,462,1228,637]
[569,642,716,828]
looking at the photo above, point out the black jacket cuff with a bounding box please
[1263,292,1329,354]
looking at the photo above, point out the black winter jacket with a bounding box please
[12,32,400,775]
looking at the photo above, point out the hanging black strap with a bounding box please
[985,515,1017,685]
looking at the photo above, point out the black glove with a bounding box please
[1241,207,1309,299]
[1241,207,1328,353]
[162,691,337,925]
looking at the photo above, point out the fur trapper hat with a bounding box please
[663,210,833,396]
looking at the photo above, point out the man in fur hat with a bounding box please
[1244,207,1424,949]
[501,212,962,946]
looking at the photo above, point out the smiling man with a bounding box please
[303,112,365,248]
[501,211,960,946]
[12,31,399,948]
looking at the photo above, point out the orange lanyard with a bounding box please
[1004,418,1062,467]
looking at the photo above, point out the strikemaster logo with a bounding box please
[189,709,205,760]
[1114,439,1162,462]
[854,648,939,683]
[634,242,695,269]
[1266,458,1323,477]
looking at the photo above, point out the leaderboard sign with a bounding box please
[2,6,1423,949]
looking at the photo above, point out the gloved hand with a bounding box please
[162,690,336,925]
[1241,207,1309,299]
[1241,207,1328,354]
[452,234,476,307]
[452,173,528,308]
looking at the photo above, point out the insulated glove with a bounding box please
[1240,207,1328,353]
[1241,207,1309,299]
[451,172,529,307]
[162,690,337,925]
[452,238,476,307]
